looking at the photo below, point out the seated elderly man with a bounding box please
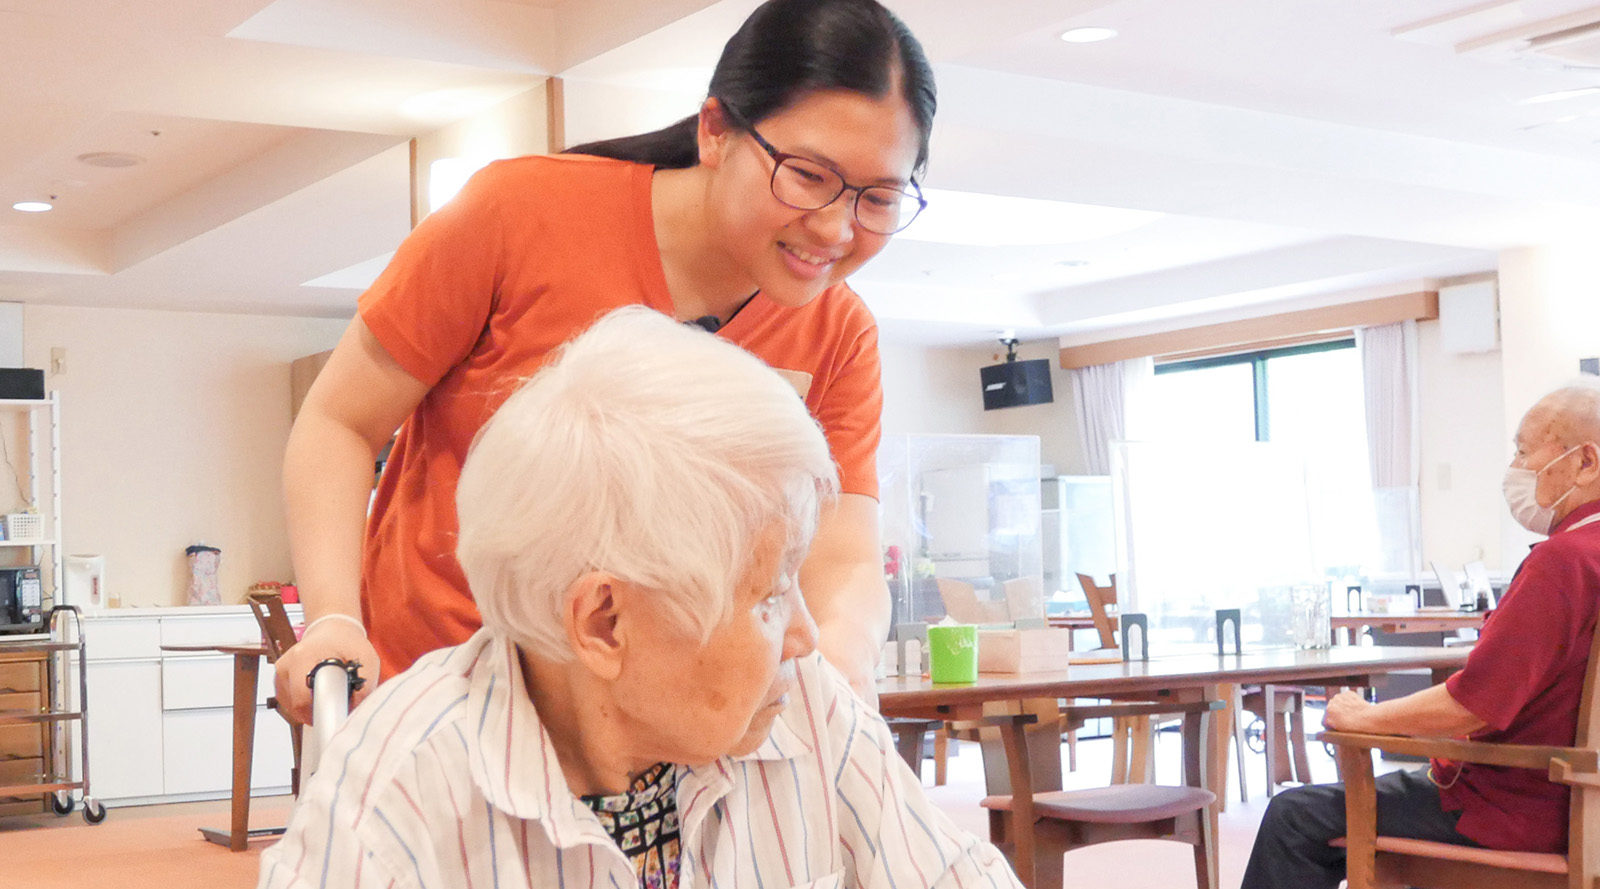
[1241,382,1600,888]
[259,307,1020,889]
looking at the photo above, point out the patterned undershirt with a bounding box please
[579,762,682,889]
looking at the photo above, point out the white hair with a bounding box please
[455,307,839,658]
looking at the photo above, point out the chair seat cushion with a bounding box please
[981,784,1216,824]
[1329,837,1567,875]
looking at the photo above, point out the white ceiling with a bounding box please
[4,0,1600,345]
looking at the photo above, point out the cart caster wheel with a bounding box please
[50,792,75,816]
[82,800,107,824]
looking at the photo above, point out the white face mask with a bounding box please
[1503,444,1584,534]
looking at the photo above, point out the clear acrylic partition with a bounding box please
[1042,476,1116,613]
[878,435,1044,628]
[1111,439,1325,652]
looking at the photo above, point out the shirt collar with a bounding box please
[461,633,817,849]
[1553,498,1600,534]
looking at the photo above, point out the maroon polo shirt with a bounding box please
[1438,498,1600,852]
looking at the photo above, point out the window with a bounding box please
[1145,340,1377,575]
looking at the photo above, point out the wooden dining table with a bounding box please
[877,644,1471,888]
[1330,609,1487,644]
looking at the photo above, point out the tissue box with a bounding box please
[1365,594,1415,615]
[977,627,1074,673]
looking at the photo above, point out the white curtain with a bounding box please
[1355,320,1421,576]
[1071,357,1154,475]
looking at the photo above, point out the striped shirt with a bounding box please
[258,630,1021,889]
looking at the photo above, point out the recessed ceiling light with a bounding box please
[76,152,145,168]
[12,200,53,213]
[1055,259,1090,267]
[1061,26,1118,43]
[1519,86,1600,105]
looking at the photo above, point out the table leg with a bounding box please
[996,715,1037,889]
[230,653,258,850]
[1185,695,1222,889]
[1263,684,1279,797]
[1205,683,1233,808]
[198,653,285,851]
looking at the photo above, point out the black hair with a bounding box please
[564,0,936,177]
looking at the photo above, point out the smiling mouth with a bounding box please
[780,241,839,267]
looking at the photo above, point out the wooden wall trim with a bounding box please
[546,76,565,153]
[1058,291,1439,370]
[407,138,420,231]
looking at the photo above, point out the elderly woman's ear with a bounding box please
[564,572,627,681]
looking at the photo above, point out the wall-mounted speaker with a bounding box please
[980,358,1054,410]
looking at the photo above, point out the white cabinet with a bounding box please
[74,607,297,805]
[81,659,164,800]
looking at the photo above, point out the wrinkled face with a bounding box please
[614,522,819,764]
[703,88,922,309]
[1512,407,1585,510]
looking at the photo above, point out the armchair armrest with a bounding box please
[1320,730,1600,784]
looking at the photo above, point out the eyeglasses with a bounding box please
[720,101,926,236]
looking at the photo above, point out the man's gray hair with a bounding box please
[455,307,840,658]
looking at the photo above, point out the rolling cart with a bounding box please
[0,605,105,824]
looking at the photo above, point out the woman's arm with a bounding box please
[799,493,890,703]
[275,317,429,723]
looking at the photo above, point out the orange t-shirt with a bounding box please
[357,154,883,679]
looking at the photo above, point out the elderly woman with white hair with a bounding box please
[259,307,1021,889]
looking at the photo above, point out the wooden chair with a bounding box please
[937,577,1009,624]
[1076,572,1119,650]
[1241,683,1313,795]
[1324,613,1600,889]
[245,592,304,795]
[1075,572,1257,798]
[980,698,1222,889]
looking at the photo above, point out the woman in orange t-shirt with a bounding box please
[275,0,937,721]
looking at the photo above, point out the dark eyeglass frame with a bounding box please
[719,100,927,235]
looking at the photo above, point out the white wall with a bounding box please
[879,337,1083,475]
[21,304,347,607]
[1495,244,1600,567]
[1415,318,1507,572]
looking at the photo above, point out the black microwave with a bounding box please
[0,566,43,634]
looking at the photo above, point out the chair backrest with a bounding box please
[1076,572,1119,649]
[936,578,1009,624]
[247,591,299,664]
[1001,576,1044,621]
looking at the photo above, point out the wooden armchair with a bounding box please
[245,592,305,795]
[1323,617,1600,889]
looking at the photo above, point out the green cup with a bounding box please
[927,624,978,683]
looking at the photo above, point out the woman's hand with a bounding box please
[273,618,380,724]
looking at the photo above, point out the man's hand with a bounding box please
[274,619,380,724]
[1321,684,1486,738]
[1322,689,1373,732]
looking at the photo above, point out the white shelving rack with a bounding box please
[0,393,62,606]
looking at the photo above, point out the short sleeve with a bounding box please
[1446,551,1579,732]
[358,162,510,388]
[814,322,882,500]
